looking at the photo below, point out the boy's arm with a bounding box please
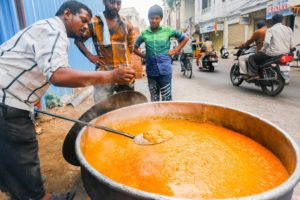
[169,35,189,56]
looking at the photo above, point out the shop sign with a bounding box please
[240,14,251,25]
[200,22,224,34]
[266,0,293,19]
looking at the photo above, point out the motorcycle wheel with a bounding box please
[185,62,193,79]
[209,65,214,72]
[230,64,243,86]
[261,73,285,96]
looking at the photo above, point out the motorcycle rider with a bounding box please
[238,20,267,75]
[199,36,214,67]
[248,14,293,80]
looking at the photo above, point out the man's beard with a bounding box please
[106,9,118,18]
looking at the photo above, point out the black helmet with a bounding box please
[256,20,265,29]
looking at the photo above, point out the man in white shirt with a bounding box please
[0,1,134,200]
[248,14,294,79]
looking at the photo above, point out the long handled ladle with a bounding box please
[34,109,170,145]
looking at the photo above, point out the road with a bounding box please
[135,58,300,196]
[136,58,300,142]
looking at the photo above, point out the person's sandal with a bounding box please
[50,191,75,200]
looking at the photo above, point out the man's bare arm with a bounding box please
[50,67,135,87]
[133,47,145,59]
[74,40,105,66]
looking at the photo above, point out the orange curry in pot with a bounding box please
[80,117,289,199]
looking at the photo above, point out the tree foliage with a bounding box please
[163,0,179,9]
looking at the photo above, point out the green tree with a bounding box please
[163,0,180,9]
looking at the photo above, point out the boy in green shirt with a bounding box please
[134,5,188,101]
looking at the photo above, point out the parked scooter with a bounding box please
[230,46,296,96]
[198,52,218,72]
[220,46,229,59]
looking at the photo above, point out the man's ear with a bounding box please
[63,8,72,20]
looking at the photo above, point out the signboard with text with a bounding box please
[266,0,293,19]
[200,23,224,34]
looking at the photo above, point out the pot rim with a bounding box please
[75,101,300,200]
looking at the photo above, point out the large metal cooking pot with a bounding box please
[75,102,300,200]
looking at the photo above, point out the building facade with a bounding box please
[194,0,297,51]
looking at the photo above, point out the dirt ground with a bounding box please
[0,90,93,200]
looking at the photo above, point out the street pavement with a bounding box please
[135,58,300,196]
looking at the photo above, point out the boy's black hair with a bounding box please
[272,14,283,25]
[148,4,163,19]
[55,0,92,17]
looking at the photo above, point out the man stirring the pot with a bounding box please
[0,1,135,200]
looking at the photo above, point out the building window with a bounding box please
[202,0,211,13]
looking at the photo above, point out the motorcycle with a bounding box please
[180,53,193,79]
[220,46,229,59]
[198,51,218,72]
[229,46,295,96]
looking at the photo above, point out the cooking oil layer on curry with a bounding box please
[81,117,289,199]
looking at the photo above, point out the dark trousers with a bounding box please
[147,74,172,101]
[248,52,272,76]
[0,104,45,200]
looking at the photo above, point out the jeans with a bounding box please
[248,52,272,76]
[0,104,45,200]
[147,74,172,101]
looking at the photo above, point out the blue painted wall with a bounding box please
[0,0,20,44]
[1,0,104,103]
[22,0,104,98]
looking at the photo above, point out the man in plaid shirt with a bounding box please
[75,0,135,103]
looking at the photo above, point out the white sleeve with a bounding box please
[35,29,69,81]
[264,29,272,45]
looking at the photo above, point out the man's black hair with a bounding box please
[256,20,266,29]
[204,36,210,41]
[148,4,163,19]
[55,0,92,17]
[272,13,283,25]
